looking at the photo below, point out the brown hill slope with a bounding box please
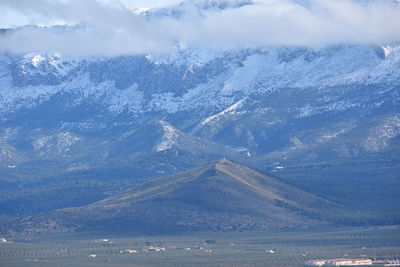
[21,160,336,234]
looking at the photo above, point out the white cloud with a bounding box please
[0,0,399,56]
[119,0,181,9]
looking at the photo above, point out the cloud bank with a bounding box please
[0,0,400,56]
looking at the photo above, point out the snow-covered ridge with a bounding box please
[0,44,399,119]
[201,98,246,126]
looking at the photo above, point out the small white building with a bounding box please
[305,260,326,266]
[324,259,372,266]
[305,258,372,266]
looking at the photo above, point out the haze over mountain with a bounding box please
[0,0,399,234]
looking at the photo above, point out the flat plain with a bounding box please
[1,225,399,267]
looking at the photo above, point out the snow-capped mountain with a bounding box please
[0,0,399,223]
[1,40,399,168]
[1,44,399,120]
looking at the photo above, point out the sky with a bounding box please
[0,0,400,56]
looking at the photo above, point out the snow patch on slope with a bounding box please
[156,121,179,152]
[33,132,80,154]
[31,55,45,67]
[201,98,246,126]
[108,83,144,114]
[364,115,400,152]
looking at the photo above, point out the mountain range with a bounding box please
[0,0,400,234]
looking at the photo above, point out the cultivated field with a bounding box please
[1,225,399,267]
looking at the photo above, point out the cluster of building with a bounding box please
[120,249,138,254]
[374,259,400,266]
[141,246,166,252]
[305,258,400,266]
[305,258,372,266]
[118,244,214,254]
[119,246,166,254]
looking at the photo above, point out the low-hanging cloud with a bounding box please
[0,0,400,56]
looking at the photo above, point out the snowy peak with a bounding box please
[9,53,80,87]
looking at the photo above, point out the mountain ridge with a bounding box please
[0,7,399,229]
[14,159,334,235]
[0,44,399,225]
